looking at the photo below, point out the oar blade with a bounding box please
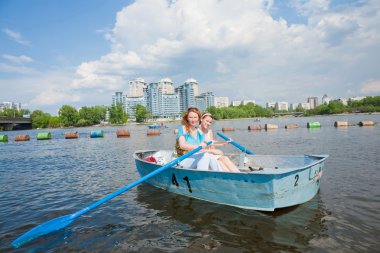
[12,214,73,248]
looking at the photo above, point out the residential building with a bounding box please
[125,96,148,116]
[0,102,21,111]
[307,97,319,109]
[184,78,199,96]
[242,100,255,105]
[112,92,126,106]
[350,96,365,101]
[322,94,332,105]
[158,78,174,94]
[147,82,180,118]
[275,102,289,111]
[266,102,276,109]
[336,97,348,105]
[301,103,311,110]
[195,92,215,112]
[215,97,229,108]
[176,82,195,112]
[128,78,147,97]
[232,100,242,106]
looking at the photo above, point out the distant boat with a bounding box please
[148,123,168,129]
[134,150,328,211]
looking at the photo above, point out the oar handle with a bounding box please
[216,132,254,155]
[72,140,212,218]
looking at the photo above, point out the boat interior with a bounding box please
[135,150,323,172]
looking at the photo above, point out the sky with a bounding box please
[1,0,380,115]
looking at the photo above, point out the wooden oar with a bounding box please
[12,141,212,248]
[216,132,254,155]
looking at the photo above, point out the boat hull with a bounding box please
[133,151,328,211]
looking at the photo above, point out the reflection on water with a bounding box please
[135,184,328,252]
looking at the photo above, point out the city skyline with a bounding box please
[1,0,380,115]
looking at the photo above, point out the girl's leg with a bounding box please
[217,159,229,172]
[220,156,240,172]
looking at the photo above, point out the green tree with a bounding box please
[58,105,79,127]
[31,110,52,128]
[109,103,128,124]
[48,117,61,128]
[78,106,107,126]
[135,104,149,122]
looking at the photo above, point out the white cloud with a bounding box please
[30,86,81,106]
[2,54,33,64]
[360,80,380,94]
[0,62,35,74]
[69,0,380,105]
[2,28,31,46]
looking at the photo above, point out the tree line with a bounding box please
[1,96,379,129]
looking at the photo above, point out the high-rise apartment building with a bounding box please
[176,82,195,112]
[125,96,148,116]
[195,92,215,112]
[112,92,126,105]
[184,78,199,96]
[147,82,180,118]
[158,78,174,94]
[307,97,319,109]
[128,78,147,97]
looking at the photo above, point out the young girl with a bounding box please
[175,107,221,171]
[200,112,240,172]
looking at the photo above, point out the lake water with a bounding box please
[1,114,379,252]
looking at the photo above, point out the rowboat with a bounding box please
[148,124,168,129]
[133,151,328,211]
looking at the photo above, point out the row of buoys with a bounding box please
[0,134,31,142]
[0,129,134,142]
[243,120,376,131]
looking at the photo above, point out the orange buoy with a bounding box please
[265,124,278,130]
[65,132,79,139]
[147,130,160,136]
[334,121,349,127]
[285,124,298,129]
[116,129,130,137]
[222,127,235,132]
[359,120,375,126]
[14,135,30,141]
[248,125,261,130]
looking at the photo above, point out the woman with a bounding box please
[176,107,221,171]
[200,112,241,172]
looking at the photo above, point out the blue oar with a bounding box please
[216,132,254,155]
[12,141,212,248]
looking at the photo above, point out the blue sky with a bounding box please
[1,0,379,115]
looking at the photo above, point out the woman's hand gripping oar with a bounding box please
[12,141,212,248]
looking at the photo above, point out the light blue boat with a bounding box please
[148,124,168,129]
[133,151,328,211]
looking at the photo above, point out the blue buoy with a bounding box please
[90,130,104,138]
